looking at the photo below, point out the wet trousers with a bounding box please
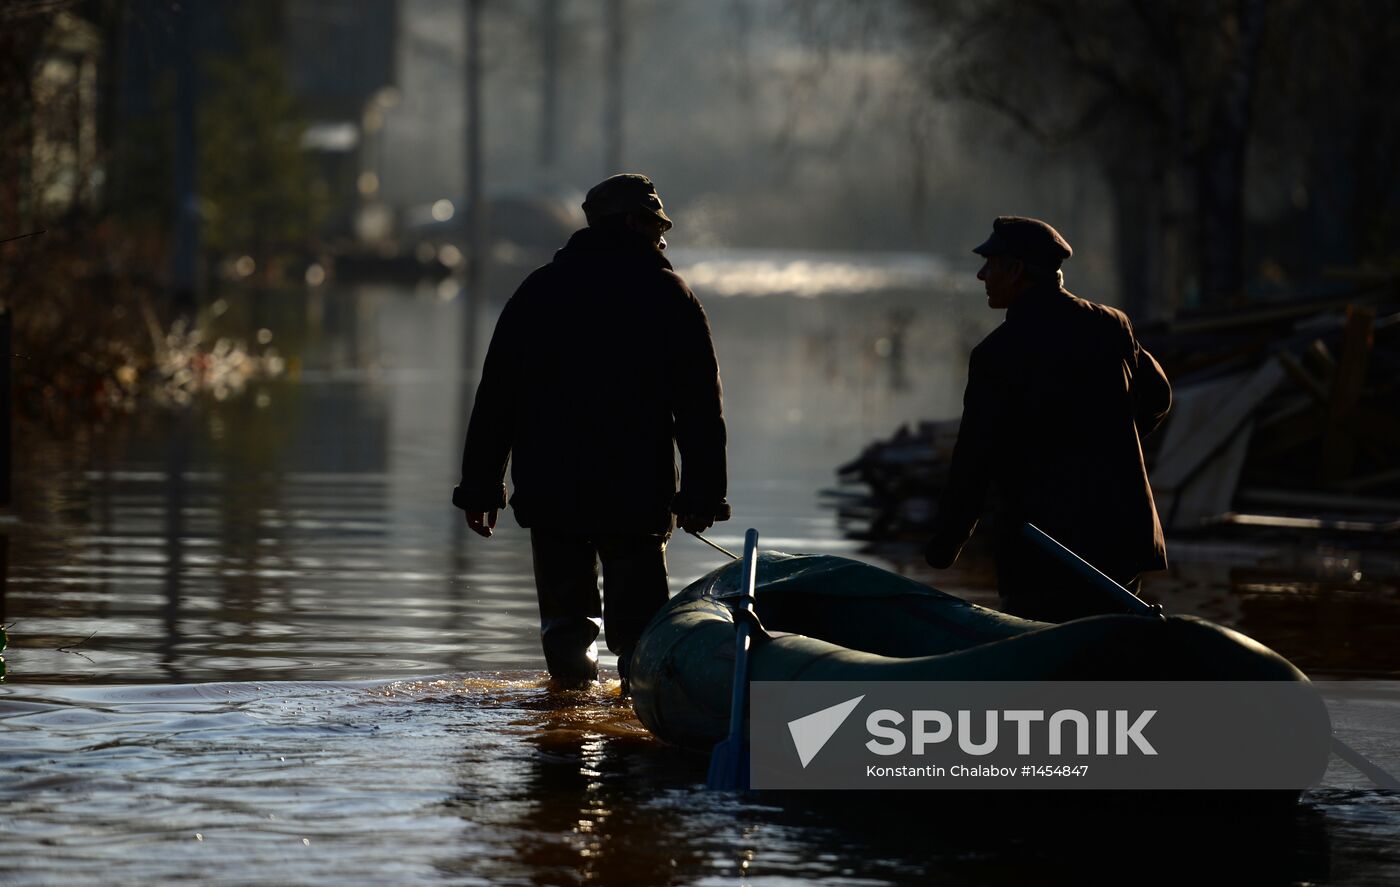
[529,528,671,684]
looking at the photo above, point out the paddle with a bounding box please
[707,527,760,790]
[1020,523,1163,619]
[1021,521,1400,790]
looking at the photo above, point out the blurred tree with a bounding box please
[1256,0,1400,275]
[198,7,325,283]
[909,0,1400,312]
[0,2,310,431]
[0,2,163,429]
[913,0,1270,316]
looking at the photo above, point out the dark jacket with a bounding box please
[925,282,1171,582]
[452,226,730,533]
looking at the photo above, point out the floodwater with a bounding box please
[3,251,1398,885]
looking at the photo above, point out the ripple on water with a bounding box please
[0,674,730,885]
[6,672,1396,885]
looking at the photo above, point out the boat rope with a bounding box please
[690,531,738,560]
[0,228,46,246]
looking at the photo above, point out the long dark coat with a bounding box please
[925,282,1171,586]
[452,227,729,534]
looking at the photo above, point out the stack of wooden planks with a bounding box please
[828,286,1400,544]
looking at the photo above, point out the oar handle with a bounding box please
[1023,523,1400,789]
[1020,523,1162,619]
[723,529,760,744]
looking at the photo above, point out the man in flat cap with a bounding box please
[453,173,730,690]
[924,216,1172,621]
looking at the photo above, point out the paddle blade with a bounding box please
[706,737,750,791]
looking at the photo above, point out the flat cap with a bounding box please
[972,216,1072,269]
[582,173,672,230]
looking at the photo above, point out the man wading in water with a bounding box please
[453,174,730,692]
[924,217,1172,622]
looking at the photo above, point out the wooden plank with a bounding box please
[1251,406,1325,457]
[1212,512,1400,533]
[1336,468,1400,493]
[1256,394,1313,431]
[1236,487,1400,513]
[1165,420,1255,529]
[1152,358,1285,490]
[1322,305,1375,481]
[1166,291,1388,334]
[1305,339,1336,377]
[1152,375,1239,468]
[1276,350,1330,405]
[1152,377,1241,528]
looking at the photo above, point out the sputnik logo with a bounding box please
[787,695,865,768]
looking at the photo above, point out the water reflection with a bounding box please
[2,271,1398,882]
[162,410,191,683]
[442,685,701,883]
[7,274,964,683]
[0,675,1358,885]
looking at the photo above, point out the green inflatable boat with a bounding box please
[631,552,1322,754]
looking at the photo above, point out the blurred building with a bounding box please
[66,0,1389,309]
[284,0,398,240]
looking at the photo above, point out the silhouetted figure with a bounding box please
[453,174,730,689]
[924,217,1172,622]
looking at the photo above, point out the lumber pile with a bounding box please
[828,290,1400,543]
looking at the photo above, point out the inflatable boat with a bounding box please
[630,552,1330,780]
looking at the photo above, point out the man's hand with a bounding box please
[467,509,498,538]
[678,514,713,535]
